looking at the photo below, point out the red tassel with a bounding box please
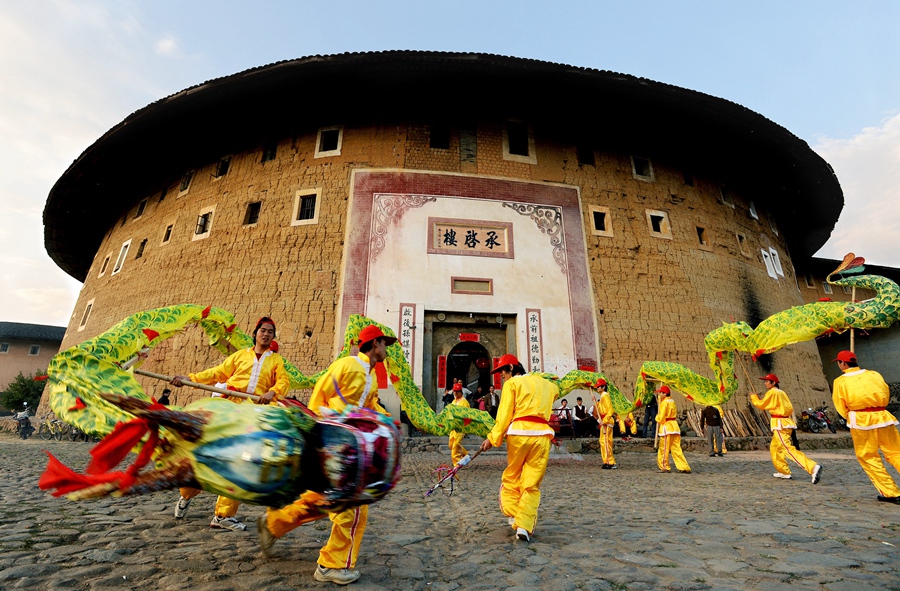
[142,328,160,342]
[68,398,87,412]
[225,323,236,333]
[86,419,149,475]
[201,305,211,319]
[463,418,472,426]
[34,375,49,381]
[39,452,126,497]
[634,399,643,408]
[715,351,723,360]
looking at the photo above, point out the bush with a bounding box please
[1,370,47,411]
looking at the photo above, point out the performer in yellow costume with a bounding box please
[590,379,617,469]
[655,386,691,473]
[480,353,557,542]
[171,317,290,531]
[448,382,470,466]
[831,350,900,503]
[257,323,394,586]
[750,373,822,484]
[617,412,638,439]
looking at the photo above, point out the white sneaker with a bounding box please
[210,515,246,531]
[773,472,792,479]
[314,565,361,585]
[516,527,530,542]
[174,496,191,519]
[811,464,822,484]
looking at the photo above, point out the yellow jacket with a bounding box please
[190,348,289,403]
[655,397,681,436]
[593,392,615,426]
[308,353,388,416]
[750,388,797,431]
[488,374,558,447]
[833,368,898,430]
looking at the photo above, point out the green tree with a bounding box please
[1,370,46,411]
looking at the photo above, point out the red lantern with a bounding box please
[475,357,489,369]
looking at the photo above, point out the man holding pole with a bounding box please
[448,382,470,466]
[257,323,394,585]
[480,353,558,543]
[590,379,617,469]
[170,316,290,530]
[832,350,900,504]
[750,373,822,484]
[655,386,691,473]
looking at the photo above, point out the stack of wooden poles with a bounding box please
[683,404,770,438]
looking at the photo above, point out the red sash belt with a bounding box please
[854,407,886,412]
[770,414,790,418]
[514,415,550,425]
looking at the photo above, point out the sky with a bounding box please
[1,0,898,327]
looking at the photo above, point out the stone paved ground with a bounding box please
[1,433,899,591]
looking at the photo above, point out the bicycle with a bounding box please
[38,414,66,441]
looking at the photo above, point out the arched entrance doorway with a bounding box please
[446,341,491,403]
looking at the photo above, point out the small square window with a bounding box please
[768,248,784,276]
[0,343,8,353]
[192,205,216,241]
[589,205,613,237]
[196,212,212,235]
[112,240,131,275]
[576,144,595,166]
[823,282,833,294]
[761,249,778,278]
[507,121,529,156]
[769,213,779,236]
[79,299,94,331]
[502,120,536,164]
[134,198,148,219]
[292,189,322,226]
[244,202,262,226]
[261,142,277,163]
[29,345,40,356]
[632,156,654,181]
[804,274,816,289]
[161,224,174,245]
[696,226,711,249]
[430,124,450,150]
[178,170,194,194]
[736,233,750,256]
[215,157,231,178]
[98,254,111,277]
[749,201,759,220]
[134,238,147,259]
[645,209,672,239]
[315,127,343,158]
[720,187,735,208]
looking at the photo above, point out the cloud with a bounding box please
[812,112,900,268]
[154,34,179,57]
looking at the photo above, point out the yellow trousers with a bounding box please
[178,487,239,518]
[266,492,368,569]
[771,429,816,475]
[449,430,468,466]
[657,434,690,472]
[598,424,615,466]
[850,426,900,497]
[499,435,551,536]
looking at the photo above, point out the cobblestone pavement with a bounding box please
[1,433,899,591]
